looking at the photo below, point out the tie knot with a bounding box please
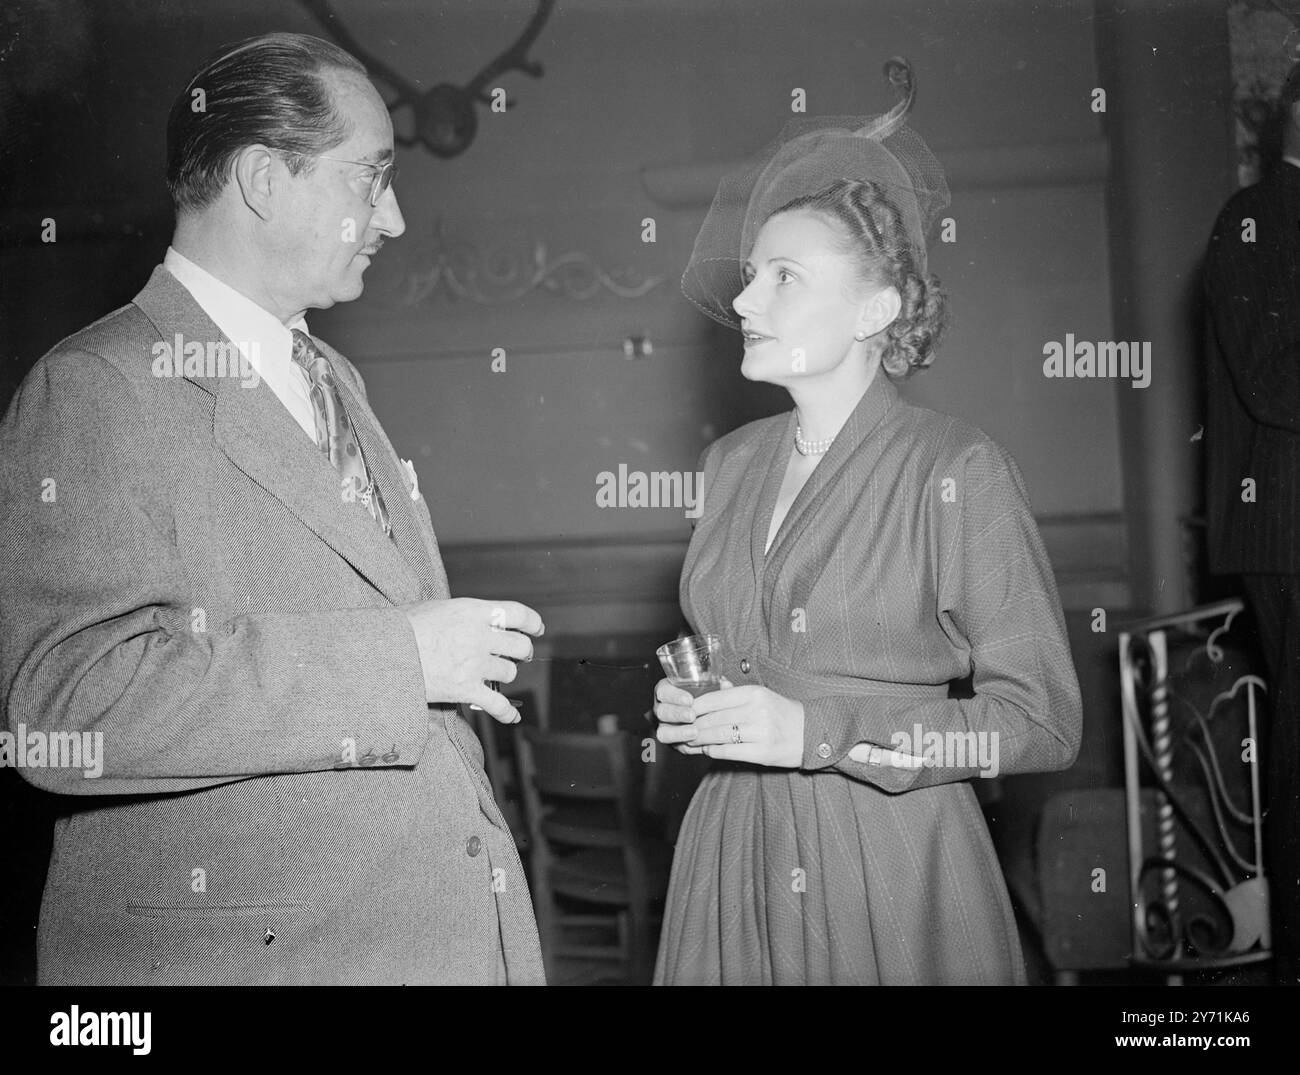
[290,328,314,366]
[291,328,330,383]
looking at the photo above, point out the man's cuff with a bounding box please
[328,607,432,770]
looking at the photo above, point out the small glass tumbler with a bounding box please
[655,634,723,698]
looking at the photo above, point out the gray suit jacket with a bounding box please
[0,266,544,984]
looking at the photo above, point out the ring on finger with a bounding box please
[730,723,742,745]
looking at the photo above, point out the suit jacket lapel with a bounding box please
[132,267,423,606]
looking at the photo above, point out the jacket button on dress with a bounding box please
[467,835,482,857]
[739,658,751,674]
[816,743,832,759]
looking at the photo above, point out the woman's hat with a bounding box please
[681,57,950,330]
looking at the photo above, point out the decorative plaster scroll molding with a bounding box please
[639,139,1110,208]
[369,219,666,307]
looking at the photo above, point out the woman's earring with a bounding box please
[854,331,868,342]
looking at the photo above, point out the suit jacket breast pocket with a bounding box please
[121,902,307,986]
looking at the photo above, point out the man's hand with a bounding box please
[402,598,544,724]
[657,681,805,768]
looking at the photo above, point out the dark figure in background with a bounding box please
[1203,63,1300,986]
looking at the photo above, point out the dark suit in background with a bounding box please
[1204,161,1300,984]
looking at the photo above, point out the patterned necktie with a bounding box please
[290,328,391,539]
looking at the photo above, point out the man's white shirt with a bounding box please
[162,246,317,441]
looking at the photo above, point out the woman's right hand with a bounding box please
[653,677,701,753]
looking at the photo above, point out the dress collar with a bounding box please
[751,371,899,571]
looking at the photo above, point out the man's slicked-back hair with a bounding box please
[166,31,368,213]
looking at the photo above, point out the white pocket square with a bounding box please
[400,458,421,500]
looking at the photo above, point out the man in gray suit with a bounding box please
[0,32,546,984]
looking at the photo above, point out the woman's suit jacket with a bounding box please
[685,374,1082,789]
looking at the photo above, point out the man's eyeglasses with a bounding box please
[312,154,398,207]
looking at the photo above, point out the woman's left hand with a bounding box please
[674,681,805,768]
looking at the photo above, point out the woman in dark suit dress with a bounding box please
[652,63,1082,985]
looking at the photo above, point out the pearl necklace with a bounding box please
[795,424,834,456]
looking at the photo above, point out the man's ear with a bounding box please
[231,144,276,221]
[858,284,902,339]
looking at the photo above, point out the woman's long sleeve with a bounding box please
[798,440,1082,792]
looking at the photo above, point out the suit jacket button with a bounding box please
[740,658,751,674]
[816,743,833,759]
[467,835,483,857]
[381,745,399,763]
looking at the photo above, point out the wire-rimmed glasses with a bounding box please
[311,154,398,207]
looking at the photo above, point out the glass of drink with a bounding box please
[656,634,723,697]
